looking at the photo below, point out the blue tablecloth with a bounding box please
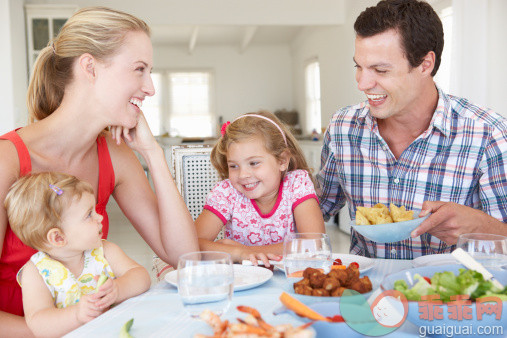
[65,259,422,337]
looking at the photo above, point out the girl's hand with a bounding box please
[244,252,281,267]
[92,278,119,310]
[110,111,157,153]
[75,294,103,324]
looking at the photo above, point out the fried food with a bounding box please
[355,203,414,225]
[293,265,372,297]
[355,209,371,225]
[196,306,314,338]
[389,203,414,222]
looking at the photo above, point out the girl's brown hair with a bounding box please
[27,6,150,123]
[211,111,312,180]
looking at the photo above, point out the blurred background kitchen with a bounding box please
[1,0,506,281]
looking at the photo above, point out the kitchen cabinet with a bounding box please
[24,4,77,75]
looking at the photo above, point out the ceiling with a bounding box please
[24,0,346,54]
[150,25,306,53]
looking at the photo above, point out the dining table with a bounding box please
[63,258,435,337]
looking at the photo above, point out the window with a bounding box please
[435,6,453,93]
[305,60,322,134]
[168,72,213,137]
[147,71,214,137]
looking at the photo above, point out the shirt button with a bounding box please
[393,178,400,184]
[391,248,397,256]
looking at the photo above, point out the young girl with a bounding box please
[4,172,151,337]
[195,111,325,266]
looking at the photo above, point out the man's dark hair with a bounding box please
[354,0,443,76]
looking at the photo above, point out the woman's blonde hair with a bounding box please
[211,111,312,180]
[27,6,150,123]
[4,172,94,251]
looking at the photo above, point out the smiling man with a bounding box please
[317,0,507,259]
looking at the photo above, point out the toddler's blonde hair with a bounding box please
[5,172,94,251]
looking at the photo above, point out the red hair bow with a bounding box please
[221,121,231,136]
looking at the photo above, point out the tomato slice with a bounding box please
[333,258,343,266]
[326,315,345,322]
[423,276,431,284]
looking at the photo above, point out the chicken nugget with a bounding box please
[331,287,346,297]
[309,273,326,289]
[328,269,348,285]
[359,276,372,292]
[311,288,330,297]
[303,267,322,279]
[294,284,313,296]
[322,277,340,292]
[349,280,368,293]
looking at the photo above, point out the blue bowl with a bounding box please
[350,212,429,243]
[380,264,507,336]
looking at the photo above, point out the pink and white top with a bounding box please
[204,170,318,246]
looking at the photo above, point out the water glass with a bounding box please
[456,233,507,270]
[283,233,332,277]
[177,251,234,317]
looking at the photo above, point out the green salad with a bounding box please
[394,269,507,302]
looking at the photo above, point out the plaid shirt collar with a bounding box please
[355,85,452,138]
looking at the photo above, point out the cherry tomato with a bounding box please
[423,276,431,284]
[333,258,343,266]
[349,262,359,269]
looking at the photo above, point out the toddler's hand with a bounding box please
[75,294,103,324]
[92,278,119,310]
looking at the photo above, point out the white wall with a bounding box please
[488,0,507,116]
[291,0,507,130]
[1,0,28,134]
[291,0,375,133]
[154,44,294,133]
[0,0,15,135]
[23,0,346,25]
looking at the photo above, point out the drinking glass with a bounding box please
[456,233,507,270]
[177,251,234,317]
[283,233,332,277]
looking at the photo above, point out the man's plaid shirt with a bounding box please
[317,87,507,259]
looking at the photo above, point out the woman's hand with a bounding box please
[110,111,157,154]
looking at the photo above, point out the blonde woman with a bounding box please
[0,7,197,334]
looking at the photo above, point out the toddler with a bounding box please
[4,172,151,337]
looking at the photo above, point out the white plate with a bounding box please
[411,253,458,267]
[164,264,273,291]
[274,253,374,273]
